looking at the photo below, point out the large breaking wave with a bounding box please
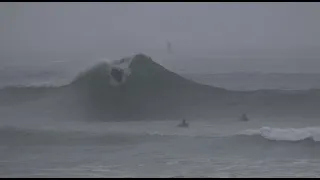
[1,53,320,121]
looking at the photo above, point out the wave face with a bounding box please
[1,53,320,121]
[64,53,228,120]
[71,56,134,87]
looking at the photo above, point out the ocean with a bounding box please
[1,55,320,178]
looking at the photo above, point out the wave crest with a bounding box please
[71,55,134,87]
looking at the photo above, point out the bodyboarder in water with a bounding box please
[177,119,189,128]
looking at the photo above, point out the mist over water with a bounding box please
[1,2,320,178]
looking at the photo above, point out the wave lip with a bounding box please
[71,55,135,88]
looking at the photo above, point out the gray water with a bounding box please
[183,73,320,91]
[1,119,320,178]
[1,63,320,178]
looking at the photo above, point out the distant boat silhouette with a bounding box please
[177,119,189,128]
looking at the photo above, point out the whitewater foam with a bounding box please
[239,127,320,142]
[103,56,133,86]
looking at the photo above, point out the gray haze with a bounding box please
[1,2,320,73]
[3,3,320,178]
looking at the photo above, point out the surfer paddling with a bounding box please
[177,119,189,128]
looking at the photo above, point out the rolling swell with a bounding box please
[0,125,169,146]
[146,126,320,143]
[1,53,320,121]
[1,125,319,148]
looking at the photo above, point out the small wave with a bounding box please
[238,126,320,142]
[144,131,220,139]
[144,126,320,144]
[1,124,320,147]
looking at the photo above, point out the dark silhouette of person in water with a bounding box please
[110,68,124,83]
[178,119,189,127]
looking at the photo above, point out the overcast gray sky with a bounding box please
[1,2,320,73]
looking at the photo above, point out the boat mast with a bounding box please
[166,41,173,54]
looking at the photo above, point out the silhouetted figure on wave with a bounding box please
[110,68,124,83]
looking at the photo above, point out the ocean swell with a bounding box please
[1,53,320,121]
